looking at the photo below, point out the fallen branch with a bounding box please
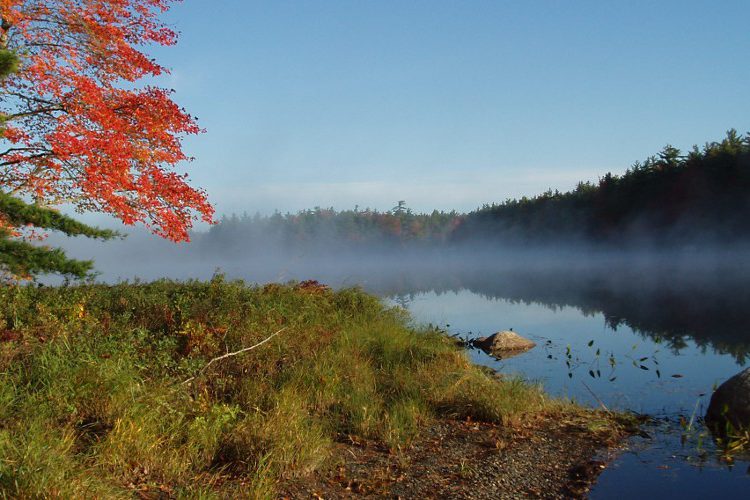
[182,326,288,385]
[581,380,610,414]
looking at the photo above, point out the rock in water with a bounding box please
[706,367,750,435]
[473,331,536,359]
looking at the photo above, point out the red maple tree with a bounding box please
[0,0,213,242]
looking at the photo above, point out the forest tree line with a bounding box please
[457,129,750,245]
[199,130,750,254]
[198,202,463,255]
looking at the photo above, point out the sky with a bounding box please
[142,0,749,217]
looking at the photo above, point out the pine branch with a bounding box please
[0,236,95,279]
[0,191,119,239]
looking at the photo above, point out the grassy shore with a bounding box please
[0,277,629,498]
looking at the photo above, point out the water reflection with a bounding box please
[372,264,750,498]
[367,263,750,364]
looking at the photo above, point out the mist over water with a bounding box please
[48,227,750,358]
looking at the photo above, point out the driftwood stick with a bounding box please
[581,380,610,414]
[182,326,288,385]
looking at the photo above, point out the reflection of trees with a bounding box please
[391,294,412,309]
[312,259,750,364]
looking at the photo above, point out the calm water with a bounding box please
[379,264,750,499]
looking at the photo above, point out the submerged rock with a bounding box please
[705,367,750,435]
[473,331,536,359]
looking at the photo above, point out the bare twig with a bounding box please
[581,380,610,414]
[181,326,288,386]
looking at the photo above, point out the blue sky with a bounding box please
[149,0,749,216]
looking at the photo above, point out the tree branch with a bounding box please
[4,92,60,107]
[7,107,66,120]
[181,327,288,386]
[0,147,52,158]
[0,151,55,167]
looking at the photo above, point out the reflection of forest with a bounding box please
[261,254,750,364]
[457,267,750,365]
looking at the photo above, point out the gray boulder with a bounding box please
[706,367,750,434]
[473,331,536,359]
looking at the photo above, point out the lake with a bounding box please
[378,261,750,499]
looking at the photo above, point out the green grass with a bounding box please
[0,276,569,498]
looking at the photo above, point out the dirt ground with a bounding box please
[280,413,631,499]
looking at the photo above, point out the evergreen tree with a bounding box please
[0,192,117,280]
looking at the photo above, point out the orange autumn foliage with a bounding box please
[0,0,213,241]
